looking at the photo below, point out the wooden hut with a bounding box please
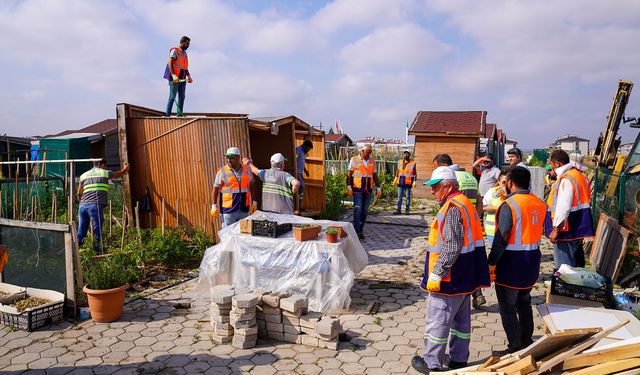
[116,104,325,239]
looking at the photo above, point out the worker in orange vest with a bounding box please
[347,145,381,240]
[488,166,546,354]
[393,151,417,215]
[164,36,193,117]
[211,147,256,227]
[545,149,595,268]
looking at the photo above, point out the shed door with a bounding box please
[295,133,326,216]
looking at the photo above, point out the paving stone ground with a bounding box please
[0,206,551,374]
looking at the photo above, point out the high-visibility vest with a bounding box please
[351,156,375,193]
[483,186,504,237]
[262,168,295,214]
[219,165,251,214]
[170,47,188,77]
[544,167,595,240]
[421,193,490,296]
[397,160,416,187]
[80,168,110,193]
[495,193,546,289]
[454,170,479,205]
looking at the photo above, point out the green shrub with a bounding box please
[322,173,347,221]
[83,256,135,290]
[143,227,212,269]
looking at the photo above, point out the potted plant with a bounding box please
[330,225,347,238]
[325,228,339,244]
[82,256,132,323]
[293,224,321,242]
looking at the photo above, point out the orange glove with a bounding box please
[489,265,496,283]
[187,76,193,83]
[376,187,382,198]
[426,273,441,292]
[0,244,8,273]
[347,186,353,197]
[210,204,220,218]
[250,201,258,214]
[392,177,399,187]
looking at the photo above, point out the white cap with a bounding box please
[225,147,241,156]
[270,153,287,164]
[424,166,457,185]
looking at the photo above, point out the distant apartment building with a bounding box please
[554,134,590,155]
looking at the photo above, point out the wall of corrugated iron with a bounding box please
[125,116,250,237]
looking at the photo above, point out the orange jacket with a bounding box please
[170,47,189,77]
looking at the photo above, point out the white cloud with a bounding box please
[312,0,418,33]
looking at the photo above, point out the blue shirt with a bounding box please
[295,146,306,176]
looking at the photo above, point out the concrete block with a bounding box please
[266,322,284,332]
[213,321,233,330]
[234,287,252,295]
[261,293,281,308]
[264,313,282,323]
[211,290,235,305]
[267,331,285,341]
[231,318,257,329]
[300,335,319,347]
[318,337,338,350]
[211,314,231,324]
[214,328,234,336]
[210,305,231,316]
[256,311,265,321]
[231,339,256,349]
[262,305,281,315]
[234,326,258,336]
[231,306,255,315]
[282,309,305,318]
[301,326,317,337]
[316,317,340,338]
[300,312,322,328]
[283,323,302,334]
[232,293,259,308]
[229,311,256,322]
[279,294,307,313]
[283,332,301,343]
[282,315,300,326]
[211,334,233,344]
[233,333,258,342]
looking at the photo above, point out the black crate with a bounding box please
[251,220,292,238]
[550,273,613,304]
[0,301,64,332]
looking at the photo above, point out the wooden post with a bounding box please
[109,200,112,238]
[120,204,126,251]
[13,190,16,220]
[116,104,134,227]
[52,192,57,224]
[69,221,84,292]
[161,197,165,235]
[69,161,75,224]
[63,231,77,317]
[135,201,141,243]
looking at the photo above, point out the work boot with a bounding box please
[405,208,410,214]
[357,232,365,240]
[393,210,402,215]
[448,361,468,370]
[411,356,442,374]
[472,295,486,309]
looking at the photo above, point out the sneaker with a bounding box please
[448,361,468,370]
[404,209,410,214]
[472,295,486,309]
[393,210,402,215]
[357,232,365,240]
[411,356,442,374]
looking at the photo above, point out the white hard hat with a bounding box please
[225,147,241,156]
[424,166,457,186]
[270,153,287,164]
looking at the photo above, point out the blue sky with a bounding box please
[2,0,640,149]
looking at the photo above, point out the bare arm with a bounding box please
[347,170,354,186]
[291,178,301,195]
[77,184,83,202]
[212,186,221,205]
[112,163,130,179]
[483,205,499,213]
[242,158,261,176]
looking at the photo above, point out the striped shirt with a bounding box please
[432,205,464,278]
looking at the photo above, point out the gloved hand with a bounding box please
[346,186,353,197]
[412,181,416,188]
[187,76,193,83]
[376,186,382,198]
[251,201,258,214]
[392,177,399,187]
[210,204,220,218]
[427,273,441,292]
[172,74,179,84]
[489,265,496,283]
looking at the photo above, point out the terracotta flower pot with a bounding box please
[331,226,348,238]
[83,283,129,323]
[326,232,339,243]
[294,226,321,242]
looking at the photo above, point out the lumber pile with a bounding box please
[433,319,640,374]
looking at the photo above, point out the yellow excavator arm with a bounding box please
[593,80,633,167]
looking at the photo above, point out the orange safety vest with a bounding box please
[170,47,189,77]
[421,193,490,295]
[544,167,595,240]
[495,193,546,289]
[397,160,416,187]
[219,165,251,214]
[351,155,376,193]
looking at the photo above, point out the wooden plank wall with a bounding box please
[295,131,326,214]
[126,116,250,237]
[413,135,479,180]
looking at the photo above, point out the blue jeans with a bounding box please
[353,193,372,234]
[554,239,585,269]
[165,81,186,116]
[77,204,105,249]
[397,187,412,211]
[222,210,249,228]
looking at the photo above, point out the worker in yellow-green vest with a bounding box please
[431,154,479,205]
[77,159,130,250]
[483,170,508,246]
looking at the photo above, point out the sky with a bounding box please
[1,0,640,149]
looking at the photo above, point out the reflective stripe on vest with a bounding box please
[263,183,293,199]
[351,156,375,193]
[397,160,415,186]
[454,170,478,204]
[422,193,490,295]
[170,47,188,76]
[544,167,595,240]
[483,186,503,237]
[219,165,251,212]
[80,168,109,193]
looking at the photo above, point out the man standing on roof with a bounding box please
[244,153,300,215]
[507,148,527,169]
[295,140,313,211]
[545,149,595,268]
[394,151,417,215]
[77,159,130,251]
[164,36,192,117]
[488,167,546,354]
[211,147,257,227]
[412,166,490,374]
[347,145,382,240]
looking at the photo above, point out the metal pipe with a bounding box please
[0,158,103,165]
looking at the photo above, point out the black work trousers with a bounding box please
[495,285,534,353]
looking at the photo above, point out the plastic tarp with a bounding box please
[197,211,369,313]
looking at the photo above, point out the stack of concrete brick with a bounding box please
[210,287,235,344]
[229,293,259,349]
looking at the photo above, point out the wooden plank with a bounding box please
[497,355,535,375]
[0,218,70,232]
[63,232,76,317]
[562,342,640,370]
[478,356,500,370]
[514,328,602,360]
[565,358,640,375]
[116,104,134,227]
[69,221,84,292]
[533,319,629,374]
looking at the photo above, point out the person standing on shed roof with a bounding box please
[488,167,546,354]
[77,159,130,251]
[244,153,300,215]
[347,144,382,240]
[164,36,192,117]
[211,147,257,227]
[507,147,527,169]
[545,149,595,268]
[295,140,313,211]
[393,150,417,215]
[412,166,490,374]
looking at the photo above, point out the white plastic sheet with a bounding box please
[197,211,369,313]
